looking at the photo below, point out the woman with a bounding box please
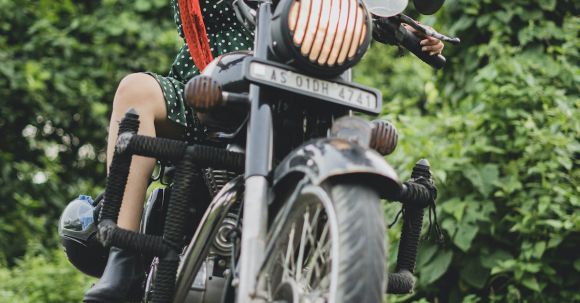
[84,1,444,302]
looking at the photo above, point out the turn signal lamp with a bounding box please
[370,119,398,155]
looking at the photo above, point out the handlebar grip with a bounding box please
[399,26,446,69]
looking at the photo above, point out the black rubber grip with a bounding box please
[97,219,170,257]
[153,257,179,303]
[99,111,140,223]
[399,26,446,69]
[396,206,424,274]
[118,134,245,172]
[387,270,415,294]
[161,152,199,249]
[398,182,433,209]
[185,145,245,173]
[125,134,188,162]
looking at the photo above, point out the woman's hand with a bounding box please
[403,24,445,56]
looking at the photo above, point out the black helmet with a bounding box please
[58,195,108,277]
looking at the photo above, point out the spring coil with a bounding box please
[204,168,239,197]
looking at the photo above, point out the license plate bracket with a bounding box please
[243,58,382,115]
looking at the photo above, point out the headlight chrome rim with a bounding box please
[271,0,373,77]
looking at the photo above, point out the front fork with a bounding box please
[237,3,274,302]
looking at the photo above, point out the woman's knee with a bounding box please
[113,73,166,119]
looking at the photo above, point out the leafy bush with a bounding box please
[0,243,94,303]
[0,0,178,264]
[357,0,579,302]
[1,0,578,302]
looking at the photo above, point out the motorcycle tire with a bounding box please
[260,181,387,303]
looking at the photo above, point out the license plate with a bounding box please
[247,61,380,113]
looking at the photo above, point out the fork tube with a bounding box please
[238,2,273,302]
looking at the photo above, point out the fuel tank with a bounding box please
[197,51,252,134]
[202,51,252,91]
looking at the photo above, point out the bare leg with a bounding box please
[106,73,180,231]
[85,73,183,302]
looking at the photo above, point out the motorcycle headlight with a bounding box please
[271,0,373,77]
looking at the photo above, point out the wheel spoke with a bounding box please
[266,191,343,303]
[304,220,330,287]
[283,222,297,279]
[295,208,310,282]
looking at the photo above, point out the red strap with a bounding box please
[178,0,214,71]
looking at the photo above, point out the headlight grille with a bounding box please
[272,0,372,77]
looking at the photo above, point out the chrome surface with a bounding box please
[204,169,239,197]
[172,177,243,303]
[363,0,408,17]
[186,257,229,303]
[212,212,239,256]
[237,176,269,302]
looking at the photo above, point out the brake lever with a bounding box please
[399,14,461,45]
[232,0,257,30]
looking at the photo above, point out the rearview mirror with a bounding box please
[413,0,445,15]
[364,0,408,18]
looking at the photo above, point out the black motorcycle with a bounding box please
[59,0,459,302]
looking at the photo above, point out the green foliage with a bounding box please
[0,0,178,263]
[358,0,579,302]
[0,244,95,303]
[1,0,578,302]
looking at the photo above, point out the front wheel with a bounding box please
[259,181,387,303]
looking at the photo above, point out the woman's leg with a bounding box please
[85,73,180,302]
[106,73,180,231]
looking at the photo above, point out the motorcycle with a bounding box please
[59,0,459,302]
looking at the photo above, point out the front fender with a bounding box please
[273,138,402,199]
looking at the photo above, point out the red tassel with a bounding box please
[178,0,214,71]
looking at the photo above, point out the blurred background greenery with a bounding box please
[0,0,578,302]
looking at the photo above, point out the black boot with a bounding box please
[83,246,144,303]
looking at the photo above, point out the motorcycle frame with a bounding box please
[173,1,403,301]
[238,2,275,302]
[91,1,450,300]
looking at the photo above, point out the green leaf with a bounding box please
[460,259,490,289]
[463,164,499,198]
[416,242,439,269]
[453,221,479,252]
[521,276,542,292]
[418,249,453,285]
[481,250,513,269]
[574,259,580,272]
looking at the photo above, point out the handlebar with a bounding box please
[373,16,459,70]
[398,25,447,69]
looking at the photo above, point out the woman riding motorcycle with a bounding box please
[64,1,444,302]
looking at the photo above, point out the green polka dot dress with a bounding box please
[149,0,254,142]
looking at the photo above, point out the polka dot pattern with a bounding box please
[149,0,254,143]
